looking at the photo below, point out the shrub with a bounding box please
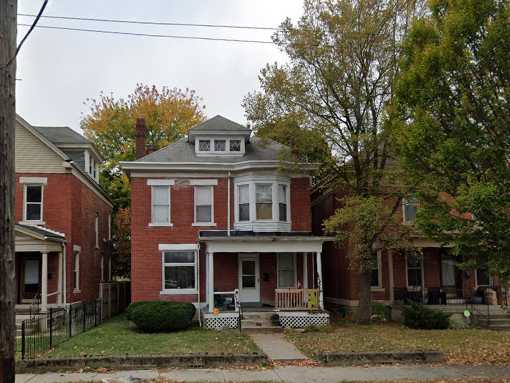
[371,303,391,321]
[128,301,196,332]
[403,302,450,329]
[126,301,150,321]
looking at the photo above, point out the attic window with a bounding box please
[230,140,241,152]
[199,140,210,152]
[214,140,226,152]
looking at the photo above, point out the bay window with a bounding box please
[194,185,213,224]
[238,184,250,221]
[278,184,288,221]
[256,184,273,220]
[162,251,197,291]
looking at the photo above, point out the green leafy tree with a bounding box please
[81,84,206,278]
[244,0,425,322]
[394,0,510,286]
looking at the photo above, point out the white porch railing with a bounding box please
[275,288,320,310]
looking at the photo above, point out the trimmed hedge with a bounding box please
[403,303,450,330]
[127,301,196,332]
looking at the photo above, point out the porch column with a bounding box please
[315,251,324,310]
[57,251,63,304]
[207,252,214,313]
[41,252,48,312]
[303,253,308,289]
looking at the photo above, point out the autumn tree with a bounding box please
[82,84,205,277]
[244,0,425,322]
[394,0,510,285]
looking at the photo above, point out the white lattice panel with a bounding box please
[279,312,329,328]
[203,313,239,330]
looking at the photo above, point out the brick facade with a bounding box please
[15,172,112,304]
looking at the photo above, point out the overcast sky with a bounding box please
[16,1,304,133]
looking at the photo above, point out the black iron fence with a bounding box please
[17,282,131,360]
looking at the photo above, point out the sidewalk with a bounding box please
[248,333,307,361]
[16,365,510,383]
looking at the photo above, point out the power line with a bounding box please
[17,23,275,44]
[18,13,278,31]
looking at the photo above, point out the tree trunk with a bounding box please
[356,268,372,324]
[0,1,17,382]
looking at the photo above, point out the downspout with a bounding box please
[227,171,231,236]
[197,243,202,327]
[62,242,67,306]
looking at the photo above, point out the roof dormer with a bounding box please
[187,115,251,157]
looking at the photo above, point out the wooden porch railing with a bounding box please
[275,288,320,310]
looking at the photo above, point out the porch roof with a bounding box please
[15,224,66,243]
[199,230,335,253]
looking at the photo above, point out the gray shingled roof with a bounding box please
[137,136,288,163]
[16,223,66,242]
[189,115,251,133]
[33,126,89,145]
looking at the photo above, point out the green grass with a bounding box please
[45,314,259,358]
[285,320,510,364]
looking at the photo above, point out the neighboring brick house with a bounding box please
[312,186,500,310]
[121,115,333,327]
[14,115,113,313]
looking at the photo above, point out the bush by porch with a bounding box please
[285,321,510,365]
[44,314,259,358]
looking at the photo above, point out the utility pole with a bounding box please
[0,1,17,382]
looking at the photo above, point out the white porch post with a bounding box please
[207,252,214,313]
[303,253,308,289]
[41,252,48,312]
[57,251,63,304]
[315,251,324,310]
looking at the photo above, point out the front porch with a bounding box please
[15,224,66,314]
[199,232,333,329]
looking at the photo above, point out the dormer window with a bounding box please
[199,140,211,152]
[230,140,241,152]
[214,140,226,152]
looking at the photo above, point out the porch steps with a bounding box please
[241,311,283,333]
[474,313,510,330]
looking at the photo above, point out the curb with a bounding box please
[319,351,444,365]
[16,353,268,373]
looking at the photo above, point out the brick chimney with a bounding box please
[135,117,146,159]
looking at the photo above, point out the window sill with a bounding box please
[192,222,217,227]
[371,287,385,292]
[73,289,81,294]
[149,223,174,227]
[20,220,45,226]
[160,289,197,295]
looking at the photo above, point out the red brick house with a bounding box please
[122,115,332,329]
[313,189,503,311]
[14,115,113,314]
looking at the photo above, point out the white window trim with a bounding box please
[276,253,297,288]
[371,250,384,290]
[147,179,175,186]
[150,185,172,227]
[234,178,291,225]
[19,177,48,185]
[405,252,424,290]
[402,197,417,225]
[160,245,198,294]
[73,250,80,293]
[22,183,44,224]
[95,214,99,249]
[195,136,246,156]
[193,185,216,226]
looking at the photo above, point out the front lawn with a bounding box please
[286,321,510,365]
[46,314,259,358]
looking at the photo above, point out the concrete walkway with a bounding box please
[16,365,510,383]
[248,332,307,361]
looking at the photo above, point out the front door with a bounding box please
[238,254,260,303]
[22,257,41,301]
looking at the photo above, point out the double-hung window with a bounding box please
[162,251,197,291]
[24,184,43,222]
[278,184,288,222]
[238,184,250,221]
[73,251,80,291]
[403,197,417,224]
[371,251,382,288]
[277,253,296,288]
[407,252,422,289]
[256,184,273,220]
[95,214,99,249]
[194,186,213,224]
[151,186,171,225]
